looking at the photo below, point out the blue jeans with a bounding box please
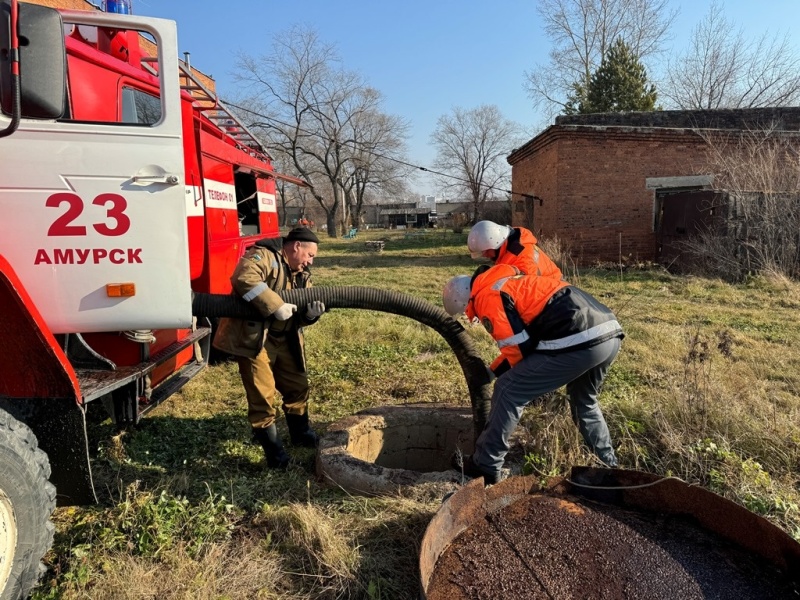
[472,337,622,477]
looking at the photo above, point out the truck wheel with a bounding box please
[0,410,56,600]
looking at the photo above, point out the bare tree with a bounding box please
[526,0,676,117]
[274,177,291,228]
[662,2,800,109]
[430,105,522,224]
[683,124,800,280]
[234,27,406,237]
[270,152,302,227]
[341,110,410,229]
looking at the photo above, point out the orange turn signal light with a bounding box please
[106,283,136,297]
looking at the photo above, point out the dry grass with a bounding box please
[253,503,360,598]
[51,539,286,600]
[34,230,800,599]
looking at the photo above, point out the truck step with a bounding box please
[75,327,211,402]
[139,358,207,418]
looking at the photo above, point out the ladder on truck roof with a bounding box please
[178,61,270,160]
[140,55,270,160]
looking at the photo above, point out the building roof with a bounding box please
[434,202,472,215]
[554,107,800,131]
[509,107,800,164]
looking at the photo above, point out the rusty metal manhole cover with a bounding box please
[421,472,800,600]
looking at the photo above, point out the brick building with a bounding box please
[24,0,95,9]
[508,108,800,265]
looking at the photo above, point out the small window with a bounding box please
[235,171,260,236]
[121,87,161,124]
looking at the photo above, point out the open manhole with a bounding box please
[316,404,474,497]
[420,469,800,599]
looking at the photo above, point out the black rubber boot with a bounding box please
[252,424,290,469]
[451,453,502,486]
[285,412,319,448]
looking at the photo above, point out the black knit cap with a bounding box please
[283,227,320,244]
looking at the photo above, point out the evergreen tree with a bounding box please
[563,81,587,116]
[575,38,658,114]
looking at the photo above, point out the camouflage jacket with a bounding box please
[212,241,317,364]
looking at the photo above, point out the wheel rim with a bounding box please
[0,490,17,592]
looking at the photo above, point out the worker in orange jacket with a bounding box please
[467,220,562,279]
[443,263,623,484]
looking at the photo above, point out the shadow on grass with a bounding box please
[352,507,438,600]
[326,229,466,246]
[67,411,446,600]
[86,412,319,505]
[313,253,475,270]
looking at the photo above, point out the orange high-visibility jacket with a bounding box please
[496,227,562,280]
[467,264,622,376]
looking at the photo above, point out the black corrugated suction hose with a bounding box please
[192,287,492,438]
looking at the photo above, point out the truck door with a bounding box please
[0,10,189,333]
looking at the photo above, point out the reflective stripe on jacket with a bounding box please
[496,227,563,280]
[467,264,623,375]
[212,242,315,360]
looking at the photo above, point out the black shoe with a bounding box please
[252,425,290,469]
[451,453,501,485]
[603,456,619,468]
[285,412,319,448]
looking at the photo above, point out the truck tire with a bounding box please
[0,410,56,600]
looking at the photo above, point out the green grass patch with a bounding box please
[34,232,800,599]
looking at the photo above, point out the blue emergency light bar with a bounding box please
[103,0,132,14]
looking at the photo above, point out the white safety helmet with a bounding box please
[467,221,512,259]
[442,275,472,316]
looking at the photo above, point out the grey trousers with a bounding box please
[472,336,622,476]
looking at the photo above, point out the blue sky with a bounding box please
[133,0,800,195]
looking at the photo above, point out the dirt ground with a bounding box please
[427,492,799,600]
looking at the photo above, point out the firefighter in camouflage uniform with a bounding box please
[213,227,325,468]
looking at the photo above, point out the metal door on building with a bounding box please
[656,190,723,268]
[513,196,535,230]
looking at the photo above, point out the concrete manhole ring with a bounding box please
[316,404,475,497]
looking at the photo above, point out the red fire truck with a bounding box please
[0,4,495,597]
[0,2,303,596]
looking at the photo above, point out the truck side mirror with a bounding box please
[0,1,66,119]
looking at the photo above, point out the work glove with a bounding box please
[273,302,297,321]
[305,300,325,320]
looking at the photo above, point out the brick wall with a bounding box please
[512,142,558,235]
[27,0,96,9]
[511,126,708,263]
